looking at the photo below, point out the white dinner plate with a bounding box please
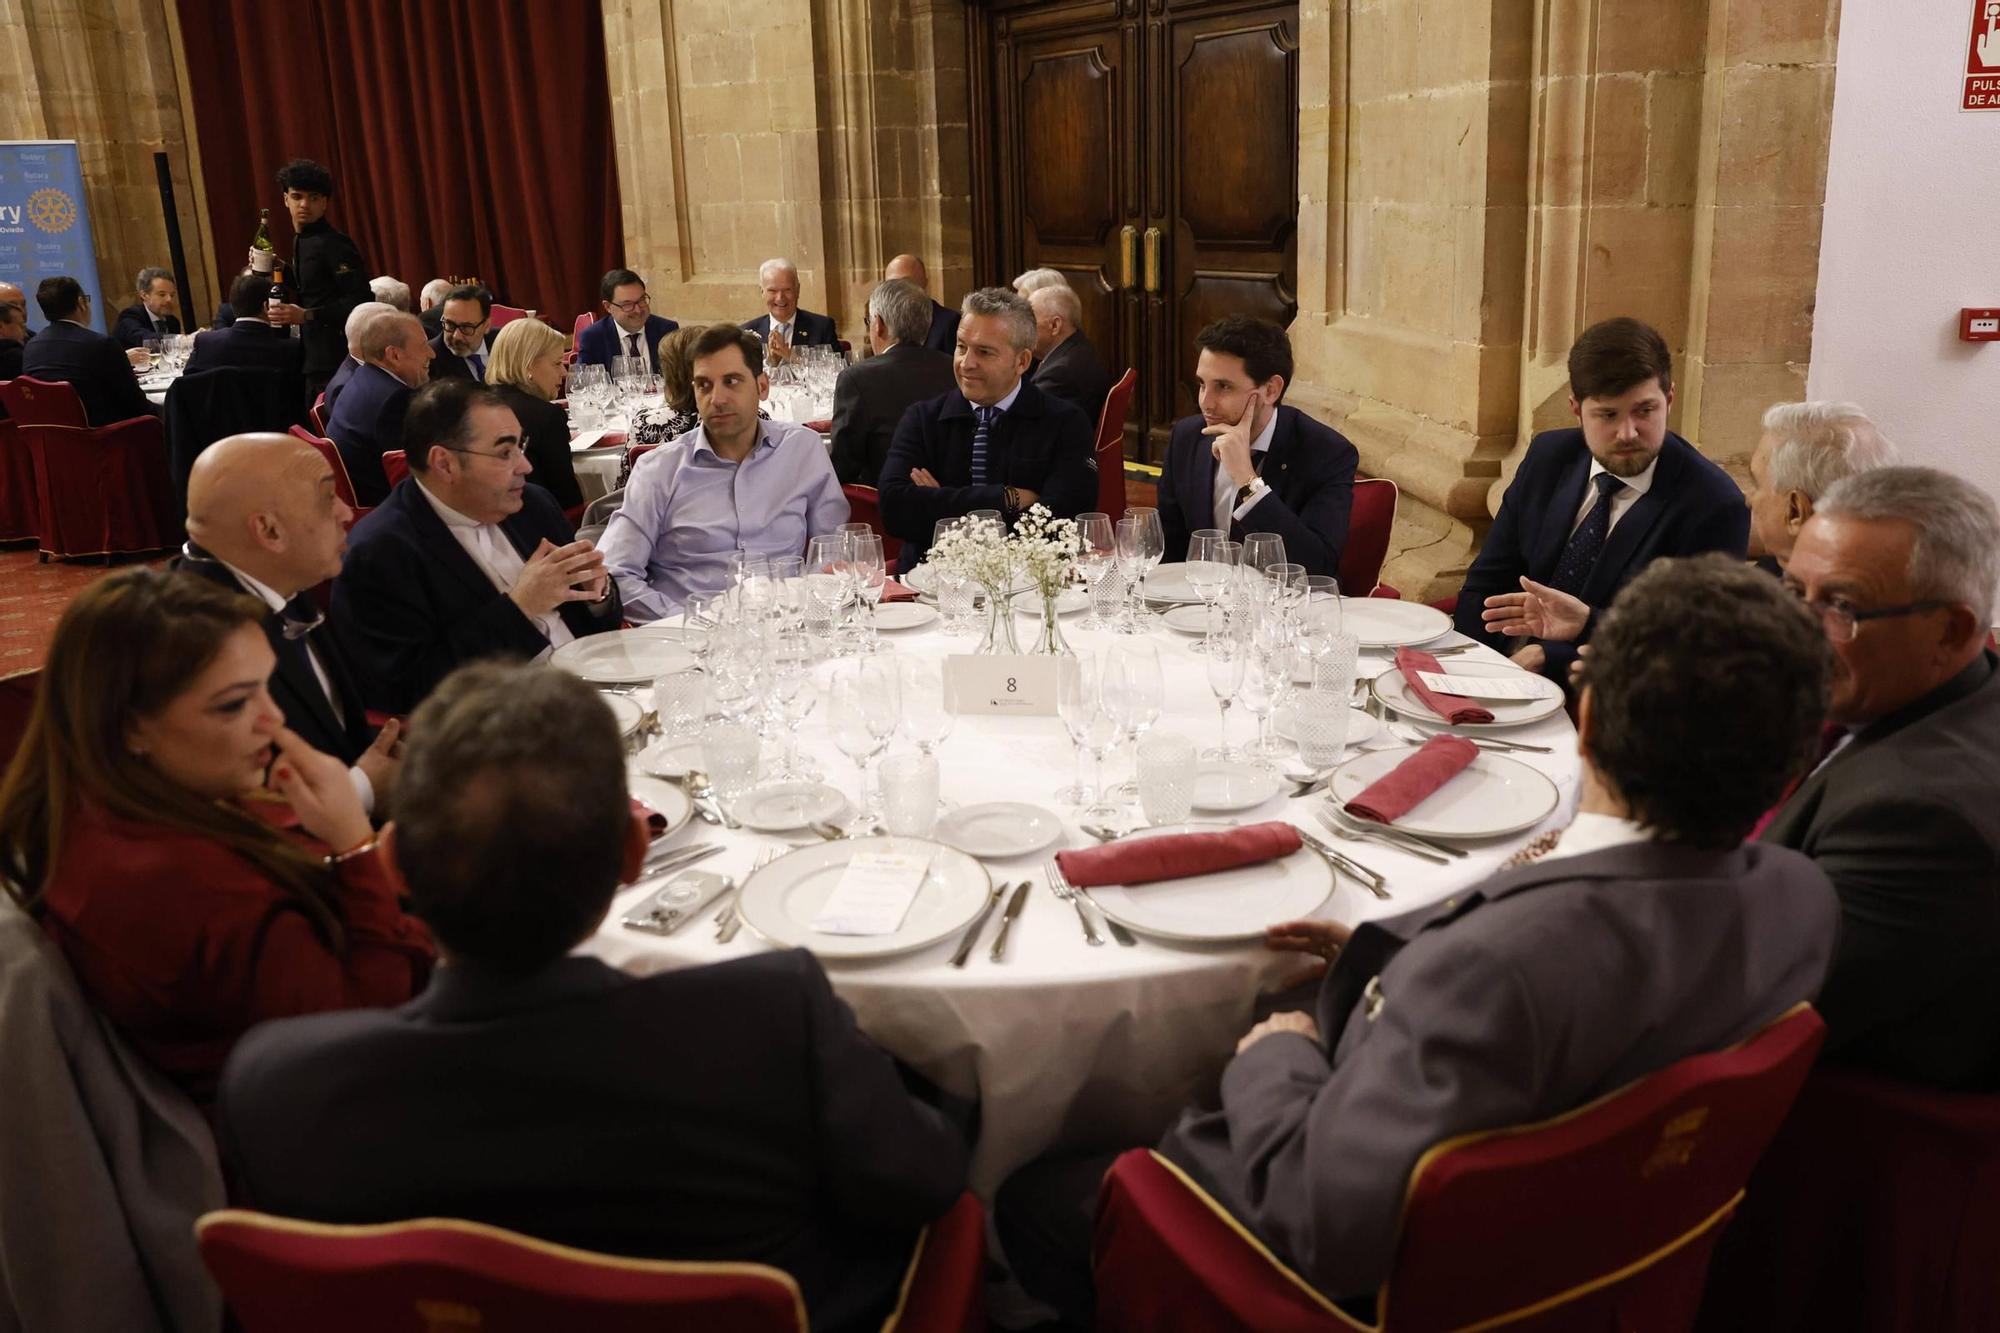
[1139,563,1205,604]
[872,601,940,631]
[1081,823,1334,943]
[553,633,697,685]
[634,735,703,778]
[626,622,710,655]
[1190,762,1284,811]
[1160,603,1224,635]
[935,802,1064,859]
[735,782,850,832]
[1010,587,1090,616]
[603,692,648,745]
[626,772,696,841]
[1339,598,1453,649]
[1369,659,1566,729]
[1325,746,1561,839]
[1272,704,1382,749]
[734,836,993,960]
[903,564,1034,598]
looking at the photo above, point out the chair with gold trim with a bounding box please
[1092,1005,1826,1333]
[18,419,176,561]
[842,482,901,564]
[381,449,411,493]
[1337,477,1398,597]
[198,1191,987,1333]
[1092,368,1138,525]
[287,425,367,527]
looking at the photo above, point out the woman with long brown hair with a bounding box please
[0,568,431,1107]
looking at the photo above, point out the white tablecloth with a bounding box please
[578,613,1581,1195]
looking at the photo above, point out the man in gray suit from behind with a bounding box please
[998,553,1840,1324]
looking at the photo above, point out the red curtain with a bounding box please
[174,0,622,324]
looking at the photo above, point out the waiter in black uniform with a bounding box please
[262,158,371,394]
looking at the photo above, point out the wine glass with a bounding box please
[1242,533,1287,586]
[846,532,887,650]
[828,657,901,831]
[1057,655,1123,818]
[1073,511,1118,631]
[1128,507,1165,627]
[1204,608,1246,760]
[805,533,854,638]
[765,629,821,780]
[1183,533,1238,654]
[931,518,976,634]
[898,657,955,757]
[1105,641,1163,798]
[1114,515,1150,635]
[1248,608,1298,760]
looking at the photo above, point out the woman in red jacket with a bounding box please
[0,568,432,1107]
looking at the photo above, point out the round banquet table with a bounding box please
[577,606,1582,1196]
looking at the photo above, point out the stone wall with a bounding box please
[0,0,220,325]
[599,0,972,339]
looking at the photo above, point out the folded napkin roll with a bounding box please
[1344,735,1479,825]
[880,577,918,603]
[1394,647,1494,725]
[1054,821,1303,889]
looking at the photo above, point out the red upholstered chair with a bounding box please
[287,425,367,526]
[491,303,531,331]
[197,1193,986,1333]
[0,376,88,428]
[1336,477,1396,596]
[0,418,38,545]
[572,312,596,344]
[1697,1068,2000,1333]
[1093,1005,1826,1333]
[309,392,327,435]
[19,419,177,561]
[842,483,901,564]
[382,450,411,492]
[1093,368,1137,524]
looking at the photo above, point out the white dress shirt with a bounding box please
[413,480,574,656]
[210,554,374,814]
[1569,455,1659,537]
[1546,810,1652,862]
[1212,410,1280,534]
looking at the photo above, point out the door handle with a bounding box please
[1143,226,1161,294]
[1119,225,1137,291]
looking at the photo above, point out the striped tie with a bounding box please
[970,405,997,484]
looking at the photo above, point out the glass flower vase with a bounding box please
[975,583,1023,655]
[1030,584,1073,656]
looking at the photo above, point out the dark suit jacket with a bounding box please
[1160,838,1836,1301]
[0,337,22,389]
[743,309,840,353]
[1158,406,1359,579]
[576,314,679,374]
[426,329,498,383]
[322,355,361,422]
[1761,654,2000,1091]
[19,319,157,426]
[175,549,377,765]
[331,478,621,713]
[829,342,956,486]
[1453,429,1749,678]
[183,320,305,376]
[324,363,415,507]
[878,379,1097,570]
[418,305,443,340]
[289,217,371,380]
[1031,329,1112,425]
[922,300,960,354]
[112,305,182,350]
[492,383,584,510]
[217,951,967,1333]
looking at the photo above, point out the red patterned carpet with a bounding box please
[0,548,167,677]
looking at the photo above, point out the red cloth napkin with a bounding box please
[1054,821,1303,888]
[630,796,667,839]
[805,418,833,433]
[1395,647,1494,725]
[880,577,918,603]
[1344,735,1479,824]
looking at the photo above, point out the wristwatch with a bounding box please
[1235,478,1267,508]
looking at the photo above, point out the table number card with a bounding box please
[945,655,1060,717]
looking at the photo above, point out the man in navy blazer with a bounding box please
[183,273,304,377]
[20,276,158,426]
[575,268,678,374]
[425,284,499,382]
[885,253,959,353]
[325,310,434,507]
[219,662,968,1333]
[879,287,1097,571]
[1157,317,1358,579]
[332,379,621,714]
[111,267,183,349]
[743,257,839,364]
[1455,317,1749,680]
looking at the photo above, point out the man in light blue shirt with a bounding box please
[600,324,848,620]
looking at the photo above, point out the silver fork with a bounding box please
[1044,858,1103,946]
[716,846,780,942]
[1047,858,1136,947]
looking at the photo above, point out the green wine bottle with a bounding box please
[250,208,276,274]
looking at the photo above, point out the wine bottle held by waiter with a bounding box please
[249,207,276,275]
[268,263,302,340]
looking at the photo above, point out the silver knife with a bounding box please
[988,881,1033,962]
[1297,829,1391,900]
[644,837,716,869]
[628,843,724,888]
[949,882,1009,968]
[1315,806,1453,865]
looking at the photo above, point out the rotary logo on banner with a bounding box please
[0,140,106,333]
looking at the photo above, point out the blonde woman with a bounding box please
[485,318,583,509]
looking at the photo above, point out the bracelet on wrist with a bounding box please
[325,836,378,867]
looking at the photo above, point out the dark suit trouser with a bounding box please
[995,1149,1119,1330]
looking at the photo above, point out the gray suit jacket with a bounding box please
[1158,838,1836,1300]
[1760,653,2000,1090]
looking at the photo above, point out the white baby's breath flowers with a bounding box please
[924,505,1081,597]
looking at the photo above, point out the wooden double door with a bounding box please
[971,0,1301,465]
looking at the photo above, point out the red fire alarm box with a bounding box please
[1962,309,2000,341]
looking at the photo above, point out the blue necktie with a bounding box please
[1547,472,1625,597]
[468,353,485,382]
[970,405,997,484]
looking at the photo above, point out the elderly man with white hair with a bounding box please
[325,309,435,506]
[323,299,397,421]
[369,276,413,312]
[742,257,838,364]
[1765,466,2000,1091]
[1028,282,1112,423]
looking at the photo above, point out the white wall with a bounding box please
[1811,0,2000,501]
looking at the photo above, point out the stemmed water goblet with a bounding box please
[828,657,901,832]
[1203,608,1247,760]
[1057,655,1124,820]
[1073,511,1119,631]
